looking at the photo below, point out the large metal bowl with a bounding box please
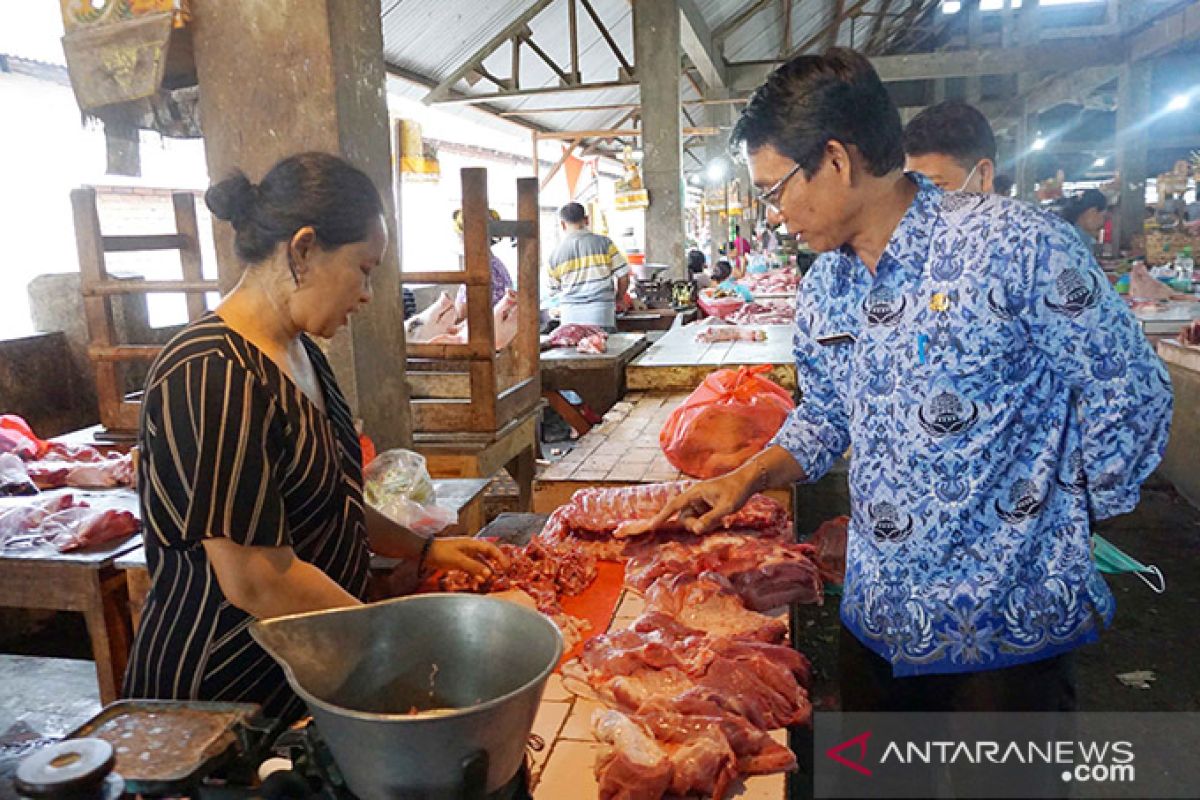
[250,594,562,799]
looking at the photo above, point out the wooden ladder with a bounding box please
[70,187,219,434]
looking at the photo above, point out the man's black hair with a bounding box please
[730,48,904,178]
[559,202,587,224]
[686,249,707,274]
[903,100,997,170]
[1060,189,1108,225]
[711,260,733,282]
[994,174,1015,196]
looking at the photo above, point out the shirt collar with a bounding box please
[876,172,942,279]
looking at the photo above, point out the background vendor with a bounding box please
[451,207,513,322]
[547,202,630,331]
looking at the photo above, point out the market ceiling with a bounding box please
[379,1,1200,173]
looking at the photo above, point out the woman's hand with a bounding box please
[425,537,509,579]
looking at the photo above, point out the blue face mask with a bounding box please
[1093,534,1166,594]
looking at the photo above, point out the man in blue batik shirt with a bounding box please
[649,49,1172,712]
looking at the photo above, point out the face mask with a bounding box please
[957,161,982,192]
[1093,534,1165,593]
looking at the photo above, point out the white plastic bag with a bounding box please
[363,449,455,536]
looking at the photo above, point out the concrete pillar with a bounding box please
[965,1,983,104]
[705,91,731,267]
[191,0,411,448]
[634,0,686,277]
[1114,60,1151,255]
[1015,105,1036,202]
[104,119,140,177]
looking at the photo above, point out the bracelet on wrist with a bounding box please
[416,536,434,575]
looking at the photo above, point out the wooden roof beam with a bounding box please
[423,0,558,104]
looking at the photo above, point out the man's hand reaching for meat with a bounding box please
[426,537,509,579]
[637,446,808,535]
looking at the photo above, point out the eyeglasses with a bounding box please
[755,163,803,212]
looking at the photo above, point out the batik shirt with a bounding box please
[772,175,1172,677]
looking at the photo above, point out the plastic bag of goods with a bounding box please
[363,449,455,536]
[659,366,795,479]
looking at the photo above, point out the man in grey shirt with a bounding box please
[547,203,629,330]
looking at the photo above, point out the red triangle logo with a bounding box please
[826,730,873,776]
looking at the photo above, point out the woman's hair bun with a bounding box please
[205,171,257,227]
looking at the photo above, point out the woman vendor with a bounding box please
[124,152,504,722]
[451,207,513,323]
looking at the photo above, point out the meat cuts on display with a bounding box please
[24,451,134,491]
[625,535,823,611]
[694,325,766,344]
[549,324,609,354]
[737,270,800,297]
[438,538,597,650]
[1180,319,1200,347]
[538,482,791,558]
[724,300,794,326]
[0,493,140,553]
[537,482,821,798]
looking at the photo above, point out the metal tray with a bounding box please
[67,700,260,794]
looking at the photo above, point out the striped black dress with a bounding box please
[123,315,370,722]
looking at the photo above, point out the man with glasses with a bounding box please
[903,100,996,193]
[646,49,1171,714]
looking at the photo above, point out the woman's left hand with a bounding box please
[425,537,508,579]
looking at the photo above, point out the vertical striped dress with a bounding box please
[123,315,370,722]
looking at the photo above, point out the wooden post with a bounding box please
[172,193,208,321]
[516,177,541,395]
[461,168,498,432]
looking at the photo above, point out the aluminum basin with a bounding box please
[251,594,562,799]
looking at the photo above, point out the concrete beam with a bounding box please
[679,0,727,89]
[634,0,686,277]
[728,37,1123,89]
[1129,1,1200,61]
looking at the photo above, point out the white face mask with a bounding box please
[958,161,982,192]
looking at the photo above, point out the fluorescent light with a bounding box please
[1166,94,1191,113]
[1032,136,1047,151]
[1093,157,1107,167]
[689,174,702,186]
[942,1,962,13]
[707,160,727,182]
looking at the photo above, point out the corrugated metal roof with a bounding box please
[380,0,926,136]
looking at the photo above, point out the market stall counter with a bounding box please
[626,323,796,393]
[0,489,140,705]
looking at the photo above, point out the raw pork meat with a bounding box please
[548,324,606,348]
[643,574,788,643]
[725,300,794,325]
[423,290,520,350]
[738,269,800,296]
[806,516,848,585]
[593,709,738,800]
[625,534,823,611]
[577,332,608,354]
[438,538,596,650]
[405,292,458,342]
[1180,319,1200,347]
[537,482,790,557]
[0,494,139,553]
[694,325,766,344]
[592,710,673,800]
[634,697,797,774]
[1128,263,1176,301]
[25,453,133,491]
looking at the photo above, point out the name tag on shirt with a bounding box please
[816,332,857,347]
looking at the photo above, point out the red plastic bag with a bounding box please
[0,415,50,460]
[659,366,795,478]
